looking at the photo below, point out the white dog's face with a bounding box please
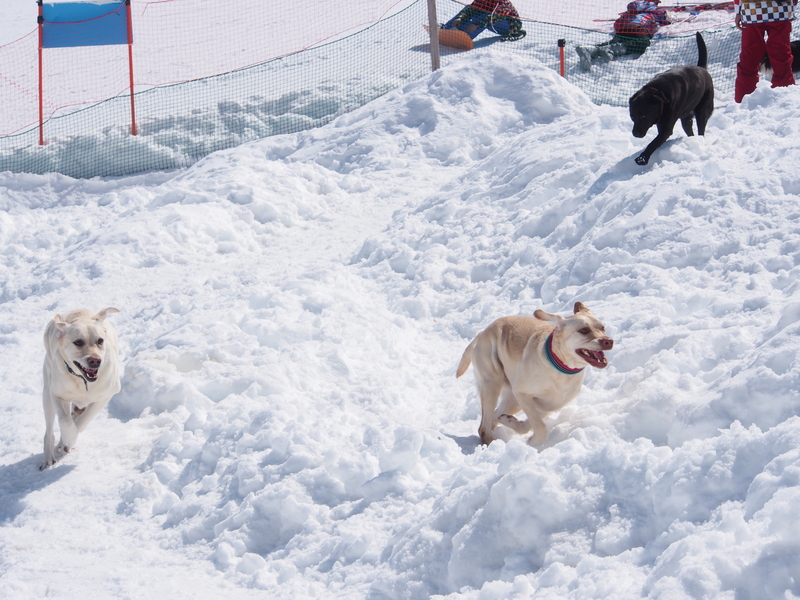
[55,317,111,382]
[536,302,614,369]
[559,312,612,369]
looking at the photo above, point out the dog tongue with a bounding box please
[589,351,606,363]
[578,349,607,366]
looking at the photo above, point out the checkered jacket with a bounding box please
[737,0,795,23]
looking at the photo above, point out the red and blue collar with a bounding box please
[545,332,584,375]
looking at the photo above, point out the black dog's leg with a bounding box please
[635,120,677,165]
[695,95,713,136]
[681,116,695,137]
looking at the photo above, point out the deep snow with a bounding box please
[3,2,800,600]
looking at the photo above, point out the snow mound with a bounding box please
[3,50,800,599]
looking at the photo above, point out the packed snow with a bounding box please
[3,1,800,599]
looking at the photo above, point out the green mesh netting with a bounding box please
[0,1,752,178]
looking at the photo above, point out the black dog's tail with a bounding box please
[696,32,708,69]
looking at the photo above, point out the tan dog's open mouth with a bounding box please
[576,349,607,368]
[74,361,99,381]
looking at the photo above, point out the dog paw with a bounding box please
[56,443,71,456]
[40,455,57,470]
[498,414,532,434]
[527,433,547,447]
[498,414,520,425]
[478,426,494,445]
[635,154,649,166]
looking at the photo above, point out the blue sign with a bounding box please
[42,1,130,48]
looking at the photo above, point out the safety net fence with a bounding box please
[0,0,761,178]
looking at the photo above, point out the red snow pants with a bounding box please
[735,19,795,103]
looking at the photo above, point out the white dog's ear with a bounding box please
[53,315,68,338]
[93,307,120,322]
[574,302,591,314]
[534,309,565,327]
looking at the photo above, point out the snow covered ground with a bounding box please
[4,1,800,599]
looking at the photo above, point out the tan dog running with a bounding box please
[456,302,613,446]
[41,308,121,470]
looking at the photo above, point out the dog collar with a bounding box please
[545,332,584,375]
[64,359,89,391]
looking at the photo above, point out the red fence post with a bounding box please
[126,0,137,135]
[558,39,565,77]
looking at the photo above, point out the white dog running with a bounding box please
[40,307,121,470]
[456,302,613,446]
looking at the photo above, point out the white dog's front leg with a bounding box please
[41,390,57,470]
[54,400,78,456]
[497,413,532,434]
[72,400,107,433]
[527,417,548,446]
[515,395,548,447]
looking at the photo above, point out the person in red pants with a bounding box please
[734,0,796,103]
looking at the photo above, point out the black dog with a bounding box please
[761,40,800,75]
[629,32,714,166]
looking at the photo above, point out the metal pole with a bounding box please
[427,0,440,71]
[558,39,566,77]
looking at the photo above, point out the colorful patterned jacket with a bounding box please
[469,0,521,19]
[614,1,670,37]
[735,0,795,23]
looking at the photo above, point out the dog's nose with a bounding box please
[87,356,102,369]
[599,338,614,350]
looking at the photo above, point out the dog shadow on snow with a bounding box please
[585,151,669,201]
[0,456,74,522]
[444,433,483,454]
[445,431,570,455]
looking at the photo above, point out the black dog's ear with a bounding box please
[652,89,669,104]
